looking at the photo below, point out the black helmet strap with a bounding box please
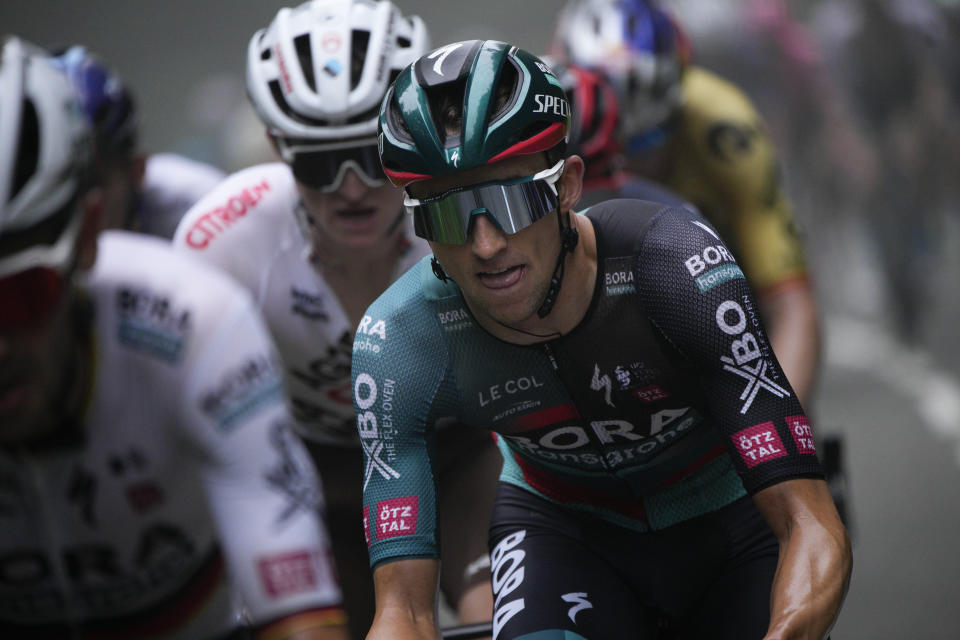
[536,209,578,318]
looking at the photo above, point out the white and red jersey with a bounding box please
[172,163,430,447]
[138,153,226,240]
[0,232,342,639]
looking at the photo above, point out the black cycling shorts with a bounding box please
[488,483,779,640]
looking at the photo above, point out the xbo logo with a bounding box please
[715,300,789,413]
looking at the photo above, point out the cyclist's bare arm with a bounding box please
[367,559,441,640]
[753,478,852,640]
[759,281,822,409]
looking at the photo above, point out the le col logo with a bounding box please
[715,299,789,414]
[533,94,569,117]
[478,376,545,408]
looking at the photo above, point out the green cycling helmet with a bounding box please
[378,39,570,187]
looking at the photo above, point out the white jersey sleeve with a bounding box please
[174,265,343,629]
[138,153,226,240]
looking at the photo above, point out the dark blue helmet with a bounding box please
[51,46,137,160]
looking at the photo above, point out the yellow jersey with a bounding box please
[661,66,808,294]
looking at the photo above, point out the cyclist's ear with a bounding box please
[558,154,584,213]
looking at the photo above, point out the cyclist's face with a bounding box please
[423,155,564,328]
[295,167,404,252]
[0,292,75,444]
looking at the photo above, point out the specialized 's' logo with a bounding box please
[427,42,463,76]
[590,364,615,407]
[562,592,593,624]
[716,299,789,413]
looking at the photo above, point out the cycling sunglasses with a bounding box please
[0,266,66,331]
[404,160,564,245]
[287,143,387,193]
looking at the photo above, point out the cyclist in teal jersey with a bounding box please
[354,40,850,640]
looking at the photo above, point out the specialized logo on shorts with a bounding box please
[374,496,418,540]
[788,415,816,455]
[354,315,387,355]
[258,550,319,598]
[200,354,284,431]
[265,423,323,525]
[491,530,526,640]
[733,422,787,468]
[116,287,191,363]
[562,592,593,624]
[182,179,271,249]
[355,373,401,490]
[716,297,789,414]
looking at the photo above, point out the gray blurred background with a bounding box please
[4,1,960,638]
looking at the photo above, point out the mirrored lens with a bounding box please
[409,179,559,244]
[290,145,386,190]
[0,267,65,331]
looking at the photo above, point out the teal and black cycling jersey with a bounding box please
[352,199,823,569]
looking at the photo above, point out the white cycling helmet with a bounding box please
[247,0,429,156]
[553,0,685,150]
[0,36,92,278]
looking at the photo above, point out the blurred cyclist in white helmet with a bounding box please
[174,2,500,637]
[0,36,347,640]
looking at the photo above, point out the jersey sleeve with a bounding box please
[634,207,823,493]
[171,164,291,295]
[350,266,452,569]
[177,291,345,629]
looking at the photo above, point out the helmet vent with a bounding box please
[260,47,272,61]
[397,36,411,49]
[268,80,329,126]
[294,35,316,92]
[350,30,370,91]
[11,98,40,204]
[488,59,519,123]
